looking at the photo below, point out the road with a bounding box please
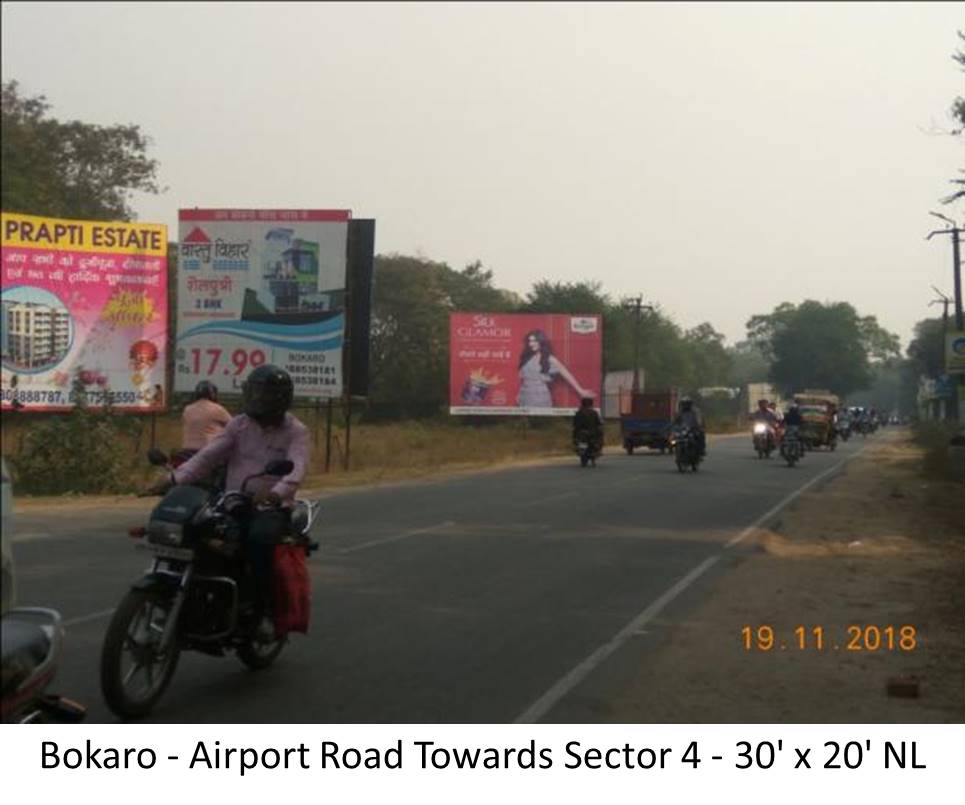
[10,433,869,723]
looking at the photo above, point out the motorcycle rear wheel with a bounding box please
[100,588,181,719]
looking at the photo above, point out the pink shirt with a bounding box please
[181,399,232,450]
[174,413,310,502]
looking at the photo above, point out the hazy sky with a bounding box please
[2,2,963,347]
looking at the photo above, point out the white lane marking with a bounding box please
[340,521,456,554]
[724,444,869,549]
[514,441,871,724]
[515,556,721,724]
[64,609,115,627]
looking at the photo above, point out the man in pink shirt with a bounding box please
[148,365,310,639]
[180,381,232,454]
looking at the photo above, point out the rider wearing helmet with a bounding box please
[180,381,232,456]
[673,396,706,455]
[148,365,310,639]
[572,396,604,453]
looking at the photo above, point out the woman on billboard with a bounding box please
[517,329,595,408]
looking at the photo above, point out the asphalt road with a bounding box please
[10,432,871,723]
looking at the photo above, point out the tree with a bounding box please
[745,300,900,398]
[1,80,160,220]
[942,32,965,204]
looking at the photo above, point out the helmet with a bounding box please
[242,364,293,423]
[194,380,218,402]
[581,396,594,408]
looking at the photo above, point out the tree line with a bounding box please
[0,79,944,421]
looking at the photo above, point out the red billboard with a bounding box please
[450,313,603,416]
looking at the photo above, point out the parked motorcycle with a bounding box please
[1,608,87,723]
[573,429,602,468]
[780,427,805,467]
[751,422,775,459]
[671,427,702,473]
[100,453,321,719]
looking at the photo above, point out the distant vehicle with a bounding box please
[620,388,678,454]
[793,390,839,450]
[670,426,702,473]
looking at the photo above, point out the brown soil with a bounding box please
[609,432,965,723]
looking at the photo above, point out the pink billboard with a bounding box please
[450,312,603,416]
[1,212,168,412]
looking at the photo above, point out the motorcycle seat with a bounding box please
[1,617,53,696]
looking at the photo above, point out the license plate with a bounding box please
[136,542,194,561]
[578,443,588,450]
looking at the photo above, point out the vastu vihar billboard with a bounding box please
[175,209,350,398]
[1,212,168,412]
[450,312,603,416]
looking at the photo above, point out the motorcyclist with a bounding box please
[146,365,310,640]
[572,397,604,455]
[673,397,706,456]
[751,399,779,450]
[783,402,804,452]
[177,380,232,465]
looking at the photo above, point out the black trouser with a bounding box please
[244,509,290,616]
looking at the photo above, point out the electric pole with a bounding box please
[622,295,654,392]
[927,212,964,421]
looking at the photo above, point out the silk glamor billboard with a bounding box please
[1,212,168,412]
[450,313,603,416]
[175,209,349,398]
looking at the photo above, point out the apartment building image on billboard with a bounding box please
[1,296,73,371]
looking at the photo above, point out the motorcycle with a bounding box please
[671,427,702,473]
[573,429,601,468]
[751,422,775,459]
[780,427,805,467]
[100,453,321,719]
[1,608,87,723]
[837,420,852,442]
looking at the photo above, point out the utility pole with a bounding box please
[927,214,964,421]
[622,295,654,392]
[930,287,952,421]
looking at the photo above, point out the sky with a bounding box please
[2,2,963,348]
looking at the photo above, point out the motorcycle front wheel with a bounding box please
[100,588,181,719]
[237,636,286,670]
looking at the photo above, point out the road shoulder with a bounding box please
[604,430,965,722]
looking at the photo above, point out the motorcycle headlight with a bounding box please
[753,424,767,434]
[147,520,183,547]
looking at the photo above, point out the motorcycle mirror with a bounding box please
[147,448,169,466]
[264,459,294,477]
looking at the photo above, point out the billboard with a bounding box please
[175,209,349,398]
[450,313,603,416]
[1,212,168,412]
[946,330,965,376]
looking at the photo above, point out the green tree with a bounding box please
[1,80,160,220]
[368,255,515,418]
[746,300,900,398]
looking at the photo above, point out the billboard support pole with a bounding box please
[150,411,157,449]
[325,398,333,473]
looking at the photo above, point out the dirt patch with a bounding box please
[609,431,965,723]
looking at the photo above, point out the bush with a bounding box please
[7,379,140,495]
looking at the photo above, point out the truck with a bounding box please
[619,388,679,454]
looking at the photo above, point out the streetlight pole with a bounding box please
[930,288,952,421]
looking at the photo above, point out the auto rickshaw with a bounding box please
[793,390,840,451]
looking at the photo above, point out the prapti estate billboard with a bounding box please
[450,313,603,416]
[1,212,168,412]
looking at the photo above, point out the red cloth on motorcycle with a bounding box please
[273,544,310,635]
